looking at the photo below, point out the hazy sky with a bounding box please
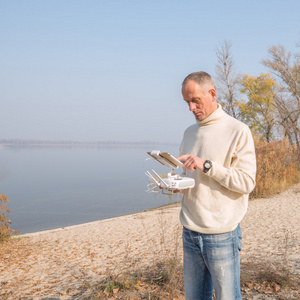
[1,0,299,144]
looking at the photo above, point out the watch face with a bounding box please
[203,160,212,173]
[204,162,210,168]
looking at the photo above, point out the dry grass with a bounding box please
[0,195,19,243]
[82,212,299,300]
[251,138,300,199]
[240,229,300,299]
[82,232,300,300]
[1,234,299,299]
[85,257,184,300]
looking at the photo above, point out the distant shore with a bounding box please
[0,138,179,148]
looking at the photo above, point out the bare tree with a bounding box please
[215,40,241,119]
[262,45,300,149]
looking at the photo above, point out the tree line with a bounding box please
[215,40,300,151]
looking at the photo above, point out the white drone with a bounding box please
[145,150,195,195]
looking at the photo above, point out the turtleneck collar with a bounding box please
[197,104,226,126]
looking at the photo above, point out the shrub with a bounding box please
[0,194,19,242]
[251,138,300,198]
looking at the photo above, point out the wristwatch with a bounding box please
[203,160,212,173]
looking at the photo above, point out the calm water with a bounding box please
[0,144,181,234]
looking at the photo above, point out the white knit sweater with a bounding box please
[179,105,256,234]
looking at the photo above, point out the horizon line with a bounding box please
[0,138,179,146]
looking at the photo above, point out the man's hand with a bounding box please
[177,154,205,171]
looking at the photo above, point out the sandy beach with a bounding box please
[0,184,299,299]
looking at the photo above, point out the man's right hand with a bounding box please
[177,154,205,171]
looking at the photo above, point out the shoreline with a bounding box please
[17,183,297,237]
[19,201,181,238]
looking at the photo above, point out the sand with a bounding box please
[0,184,299,299]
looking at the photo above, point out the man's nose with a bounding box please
[189,102,196,111]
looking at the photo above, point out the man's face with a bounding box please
[182,80,217,121]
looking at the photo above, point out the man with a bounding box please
[177,71,256,300]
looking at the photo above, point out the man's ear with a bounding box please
[209,89,217,101]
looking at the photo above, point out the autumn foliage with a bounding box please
[0,194,19,243]
[251,138,300,199]
[240,74,277,143]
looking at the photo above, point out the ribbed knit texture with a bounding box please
[179,105,256,234]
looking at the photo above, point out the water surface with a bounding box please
[0,145,181,234]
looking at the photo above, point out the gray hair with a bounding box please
[182,71,215,90]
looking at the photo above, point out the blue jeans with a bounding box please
[182,225,242,300]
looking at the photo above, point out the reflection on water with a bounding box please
[0,145,181,234]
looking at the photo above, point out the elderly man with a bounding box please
[177,71,256,300]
